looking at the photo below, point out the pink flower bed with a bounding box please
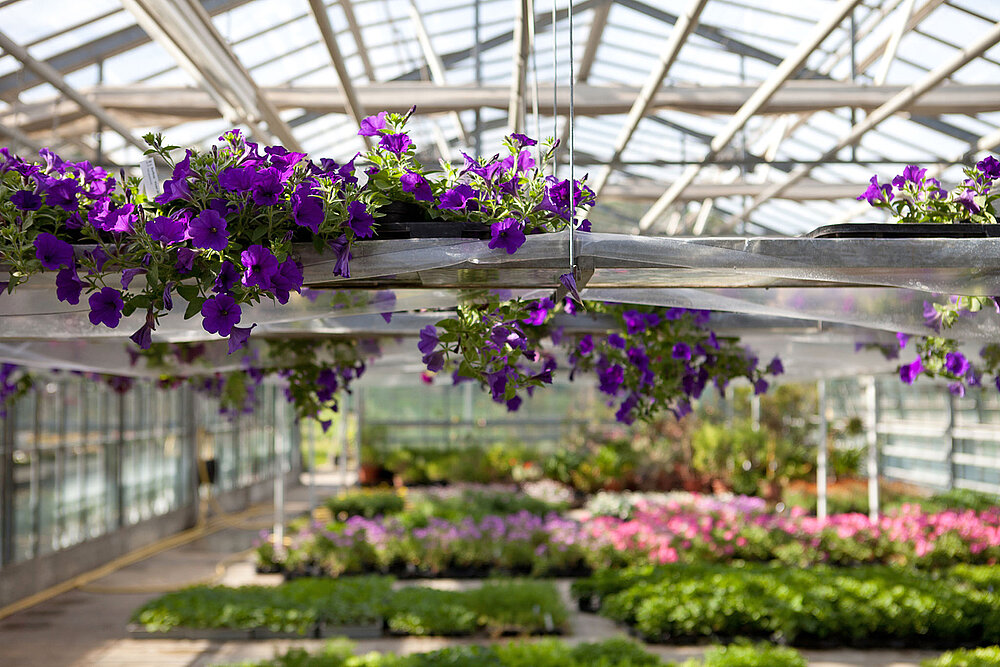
[581,497,1000,567]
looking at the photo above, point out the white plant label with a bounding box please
[139,156,160,199]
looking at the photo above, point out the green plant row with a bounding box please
[323,487,565,524]
[131,577,566,638]
[923,646,1000,667]
[226,637,811,667]
[573,562,1000,648]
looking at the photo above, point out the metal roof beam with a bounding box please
[589,0,708,197]
[0,30,147,153]
[122,0,302,150]
[637,0,863,234]
[306,0,370,149]
[508,0,531,134]
[733,19,1000,229]
[14,81,1000,131]
[339,0,377,81]
[0,0,252,101]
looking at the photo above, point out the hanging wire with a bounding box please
[527,0,542,166]
[567,0,577,274]
[552,0,558,177]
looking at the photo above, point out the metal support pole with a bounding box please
[946,387,957,490]
[354,388,364,488]
[272,390,285,558]
[337,393,349,494]
[817,379,828,521]
[865,376,880,520]
[307,421,316,513]
[750,394,760,432]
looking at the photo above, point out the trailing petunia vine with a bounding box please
[0,110,595,354]
[858,156,1000,396]
[418,296,781,424]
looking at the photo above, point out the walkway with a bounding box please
[0,476,942,667]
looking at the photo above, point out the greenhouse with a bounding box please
[2,0,1000,665]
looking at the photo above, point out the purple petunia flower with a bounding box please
[347,201,374,238]
[978,155,1000,180]
[672,342,692,361]
[509,132,537,147]
[228,323,256,354]
[146,215,187,244]
[34,232,74,270]
[423,350,445,373]
[438,184,478,210]
[379,133,412,155]
[948,382,966,397]
[892,165,927,189]
[40,178,80,211]
[945,351,970,376]
[488,217,526,255]
[55,264,83,304]
[129,318,154,350]
[506,395,523,412]
[358,112,388,136]
[401,170,434,202]
[270,257,304,304]
[329,235,352,277]
[767,356,784,375]
[251,167,284,206]
[201,294,241,336]
[956,189,980,214]
[240,244,279,290]
[856,175,893,205]
[923,302,944,333]
[188,210,229,251]
[10,190,42,211]
[607,333,626,350]
[218,165,255,193]
[900,356,924,385]
[579,335,594,355]
[418,325,438,356]
[292,184,324,233]
[598,364,624,395]
[753,378,769,395]
[896,332,910,349]
[88,287,124,328]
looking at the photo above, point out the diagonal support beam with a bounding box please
[556,0,611,151]
[732,19,1000,229]
[508,0,531,135]
[590,0,708,197]
[0,29,147,153]
[123,0,302,150]
[307,0,370,149]
[637,0,863,233]
[339,0,376,81]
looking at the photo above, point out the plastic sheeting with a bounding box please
[1,231,996,379]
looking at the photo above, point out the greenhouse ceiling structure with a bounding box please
[1,0,1000,380]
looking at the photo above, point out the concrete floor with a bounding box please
[0,477,944,667]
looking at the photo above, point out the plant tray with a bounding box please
[804,222,1000,239]
[126,624,253,640]
[316,620,384,639]
[370,220,491,240]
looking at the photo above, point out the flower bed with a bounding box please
[923,646,1000,667]
[258,492,1000,577]
[572,563,1000,648]
[226,637,671,667]
[581,494,1000,568]
[130,577,567,639]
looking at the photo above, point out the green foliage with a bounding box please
[325,489,406,519]
[682,642,807,667]
[131,577,392,634]
[922,646,1000,667]
[690,420,810,496]
[577,563,1000,647]
[385,580,568,637]
[132,577,566,639]
[225,638,669,667]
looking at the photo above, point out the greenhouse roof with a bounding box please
[1,0,999,237]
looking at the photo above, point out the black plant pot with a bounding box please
[370,200,491,240]
[805,222,1000,239]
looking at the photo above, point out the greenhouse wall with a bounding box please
[0,377,298,607]
[829,377,1000,495]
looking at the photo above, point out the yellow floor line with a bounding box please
[0,503,272,621]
